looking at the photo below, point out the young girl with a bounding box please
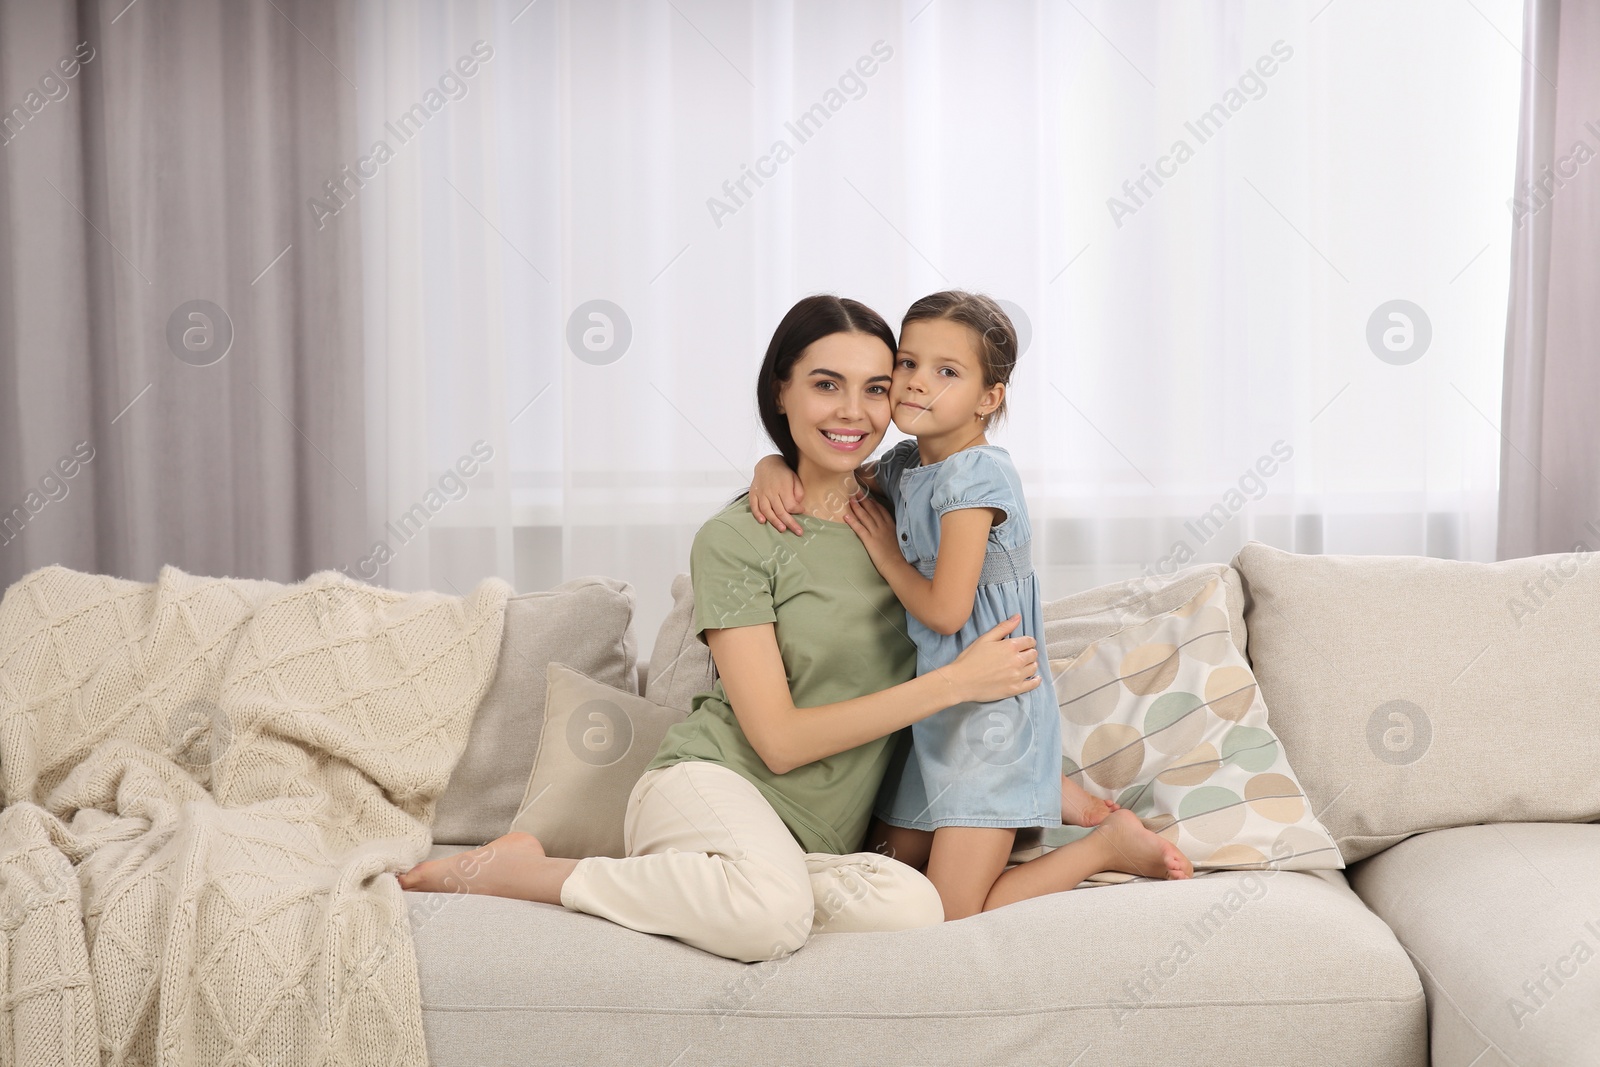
[750,291,1191,918]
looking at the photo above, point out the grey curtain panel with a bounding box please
[1499,0,1600,560]
[0,0,365,588]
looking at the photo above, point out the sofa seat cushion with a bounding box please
[1348,823,1600,1067]
[409,849,1423,1067]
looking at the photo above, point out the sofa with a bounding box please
[411,544,1600,1067]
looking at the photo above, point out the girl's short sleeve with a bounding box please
[868,439,919,511]
[929,449,1013,521]
[690,516,777,644]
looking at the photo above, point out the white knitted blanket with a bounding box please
[0,565,510,1066]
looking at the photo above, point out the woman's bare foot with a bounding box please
[397,831,577,905]
[1061,774,1118,827]
[1092,809,1193,880]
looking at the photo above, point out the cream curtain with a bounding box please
[354,0,1522,649]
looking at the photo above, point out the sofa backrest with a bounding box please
[431,577,639,846]
[647,562,1251,708]
[645,573,717,713]
[1233,541,1600,862]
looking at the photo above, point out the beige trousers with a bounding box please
[560,760,944,962]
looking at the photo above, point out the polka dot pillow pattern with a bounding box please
[1052,576,1343,872]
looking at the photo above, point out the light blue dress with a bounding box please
[870,440,1062,831]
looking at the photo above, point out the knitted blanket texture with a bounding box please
[0,565,511,1065]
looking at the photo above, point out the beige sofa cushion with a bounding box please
[645,572,717,712]
[1233,541,1600,862]
[409,865,1424,1065]
[1349,823,1600,1066]
[1043,562,1249,664]
[431,578,639,846]
[509,663,685,859]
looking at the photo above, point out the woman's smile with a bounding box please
[820,427,869,451]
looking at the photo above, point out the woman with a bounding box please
[400,295,1180,960]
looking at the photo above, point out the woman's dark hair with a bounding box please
[756,295,898,471]
[901,290,1018,432]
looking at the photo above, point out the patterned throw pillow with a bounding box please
[1051,576,1342,872]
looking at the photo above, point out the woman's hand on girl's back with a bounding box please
[749,455,806,535]
[939,614,1041,704]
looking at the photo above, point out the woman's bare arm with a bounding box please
[749,454,881,535]
[705,614,1039,775]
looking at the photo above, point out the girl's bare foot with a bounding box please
[1093,809,1193,880]
[397,831,576,904]
[1061,774,1119,827]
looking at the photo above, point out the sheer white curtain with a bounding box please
[354,0,1522,653]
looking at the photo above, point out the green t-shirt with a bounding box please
[646,496,917,855]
